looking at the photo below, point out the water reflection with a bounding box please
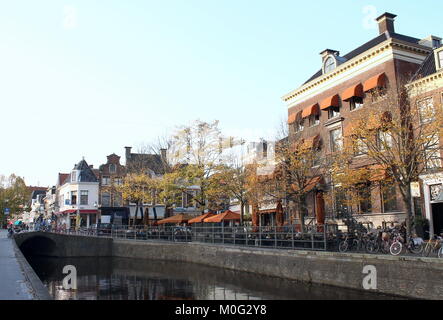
[26,257,402,300]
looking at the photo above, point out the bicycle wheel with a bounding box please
[390,241,402,256]
[422,244,431,257]
[409,242,424,255]
[338,241,349,253]
[366,240,379,254]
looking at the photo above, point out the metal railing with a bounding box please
[53,224,331,251]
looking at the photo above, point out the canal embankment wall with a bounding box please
[113,240,443,300]
[13,232,443,300]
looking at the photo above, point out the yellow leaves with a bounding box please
[118,173,157,203]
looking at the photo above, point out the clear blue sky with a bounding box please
[0,1,441,187]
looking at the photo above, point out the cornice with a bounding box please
[282,38,431,104]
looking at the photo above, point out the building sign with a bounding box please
[430,184,443,202]
[410,182,421,198]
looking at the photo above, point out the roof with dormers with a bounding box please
[70,160,99,183]
[303,32,422,85]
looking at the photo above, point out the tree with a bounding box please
[118,173,157,226]
[0,174,30,226]
[336,83,443,237]
[161,120,232,212]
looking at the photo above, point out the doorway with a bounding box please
[432,203,443,236]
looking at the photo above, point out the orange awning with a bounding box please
[204,210,241,223]
[320,94,340,110]
[342,83,364,101]
[363,73,386,92]
[301,104,320,118]
[188,212,216,224]
[157,214,192,225]
[288,111,302,124]
[292,176,323,193]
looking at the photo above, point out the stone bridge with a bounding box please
[14,232,113,257]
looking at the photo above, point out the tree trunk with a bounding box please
[400,185,414,239]
[240,200,244,226]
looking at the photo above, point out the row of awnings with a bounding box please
[289,73,386,124]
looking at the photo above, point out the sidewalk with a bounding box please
[0,230,35,300]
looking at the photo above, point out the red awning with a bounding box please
[292,176,324,193]
[204,210,241,223]
[342,83,364,101]
[288,110,302,124]
[188,212,216,224]
[320,94,340,110]
[363,73,386,92]
[79,210,99,214]
[301,104,320,118]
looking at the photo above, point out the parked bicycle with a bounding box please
[422,232,443,257]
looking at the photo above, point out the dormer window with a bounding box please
[71,171,77,182]
[324,56,336,74]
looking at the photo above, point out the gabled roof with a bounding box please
[127,153,166,175]
[303,32,422,85]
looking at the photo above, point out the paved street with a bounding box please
[0,230,35,300]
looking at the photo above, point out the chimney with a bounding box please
[125,146,132,161]
[376,12,397,35]
[160,148,167,163]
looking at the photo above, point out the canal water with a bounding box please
[26,257,401,300]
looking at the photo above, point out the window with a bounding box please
[312,149,321,167]
[418,98,435,123]
[430,184,443,201]
[379,130,393,150]
[382,184,398,212]
[80,190,88,205]
[101,192,110,207]
[102,176,110,186]
[114,193,122,207]
[354,138,368,156]
[433,39,441,49]
[71,171,76,182]
[109,164,117,173]
[328,106,340,119]
[71,191,77,205]
[350,97,364,111]
[295,119,304,132]
[438,51,443,69]
[115,178,123,186]
[358,184,372,213]
[309,114,320,127]
[324,56,336,73]
[330,128,343,152]
[334,187,350,218]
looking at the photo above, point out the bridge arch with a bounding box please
[19,235,60,257]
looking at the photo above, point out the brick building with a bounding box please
[98,153,129,225]
[282,13,436,227]
[409,43,443,235]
